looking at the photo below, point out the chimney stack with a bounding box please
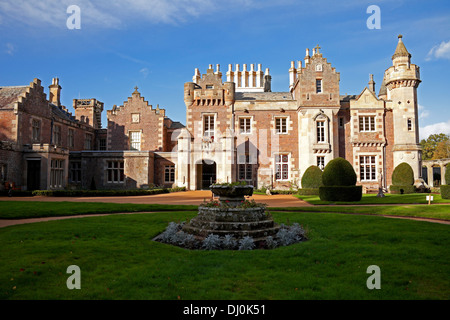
[49,78,61,106]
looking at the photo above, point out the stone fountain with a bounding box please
[182,184,280,243]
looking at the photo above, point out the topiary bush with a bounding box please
[321,157,357,186]
[441,164,450,199]
[389,162,415,194]
[319,157,361,202]
[299,165,323,195]
[301,166,323,188]
[391,162,414,186]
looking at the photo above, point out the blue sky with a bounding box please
[1,0,449,140]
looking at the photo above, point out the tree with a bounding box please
[432,139,450,160]
[420,133,449,160]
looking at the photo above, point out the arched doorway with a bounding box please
[196,159,216,190]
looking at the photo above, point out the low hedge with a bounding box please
[319,185,362,202]
[0,190,34,197]
[32,187,186,197]
[441,185,450,199]
[389,185,415,194]
[297,188,320,195]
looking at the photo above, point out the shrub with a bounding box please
[297,188,319,195]
[265,236,278,249]
[321,157,357,186]
[319,186,363,202]
[319,157,361,202]
[446,164,450,185]
[238,236,255,250]
[202,234,222,250]
[389,185,416,194]
[441,185,450,199]
[301,165,323,188]
[222,235,237,250]
[392,162,414,186]
[31,187,186,197]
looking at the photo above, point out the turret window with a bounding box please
[407,118,413,131]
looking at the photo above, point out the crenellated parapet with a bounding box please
[184,65,235,108]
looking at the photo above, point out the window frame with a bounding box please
[316,79,322,93]
[359,116,376,132]
[359,155,377,182]
[164,165,175,183]
[53,125,61,146]
[106,161,125,183]
[32,119,41,142]
[275,117,288,134]
[50,159,64,189]
[275,154,289,181]
[129,131,142,151]
[239,117,252,134]
[203,114,215,139]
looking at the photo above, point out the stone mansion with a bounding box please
[0,35,423,191]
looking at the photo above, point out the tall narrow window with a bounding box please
[164,165,175,183]
[69,161,81,183]
[107,161,124,183]
[275,154,289,181]
[316,79,322,93]
[0,163,7,182]
[359,116,376,132]
[316,121,325,142]
[239,118,251,134]
[360,156,376,181]
[99,138,106,150]
[53,125,61,146]
[238,154,253,181]
[68,129,74,148]
[275,117,288,134]
[84,133,92,150]
[407,118,413,131]
[32,119,41,142]
[50,159,64,188]
[204,115,215,139]
[317,156,325,170]
[130,131,141,151]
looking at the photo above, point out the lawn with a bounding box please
[0,210,449,300]
[295,193,449,205]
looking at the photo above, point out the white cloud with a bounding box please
[418,104,430,120]
[420,119,450,140]
[0,0,274,29]
[139,67,149,78]
[5,43,15,55]
[426,40,450,61]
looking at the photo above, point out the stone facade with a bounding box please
[0,35,424,192]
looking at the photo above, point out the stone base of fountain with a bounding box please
[182,184,280,242]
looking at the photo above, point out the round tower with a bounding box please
[384,35,422,180]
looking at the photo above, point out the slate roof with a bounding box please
[169,121,185,129]
[0,86,27,109]
[235,92,293,101]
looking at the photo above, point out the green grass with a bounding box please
[0,211,449,299]
[0,201,197,219]
[269,205,450,221]
[295,193,449,205]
